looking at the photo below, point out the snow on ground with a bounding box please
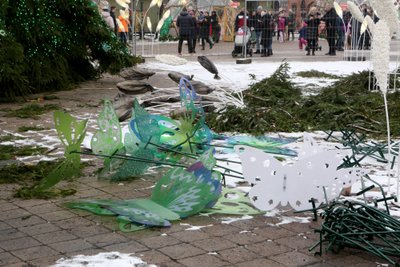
[51,252,156,267]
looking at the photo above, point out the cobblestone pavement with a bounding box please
[1,172,397,267]
[1,39,400,267]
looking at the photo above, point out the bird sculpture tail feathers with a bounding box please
[214,74,221,80]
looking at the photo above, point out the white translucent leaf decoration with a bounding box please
[360,18,368,35]
[364,15,375,35]
[347,1,365,23]
[116,0,129,9]
[334,2,343,19]
[147,17,153,32]
[157,0,163,7]
[371,20,391,93]
[149,0,158,9]
[156,10,171,32]
[369,0,400,37]
[235,142,366,211]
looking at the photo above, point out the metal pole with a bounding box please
[131,0,137,55]
[243,0,247,59]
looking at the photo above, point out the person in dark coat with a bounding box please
[199,11,213,50]
[321,4,338,55]
[305,11,320,56]
[177,7,195,55]
[210,11,219,43]
[110,6,118,35]
[260,10,273,57]
[189,10,197,53]
[251,6,264,54]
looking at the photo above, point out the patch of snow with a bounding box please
[180,223,213,231]
[50,252,156,267]
[221,215,253,224]
[276,216,312,226]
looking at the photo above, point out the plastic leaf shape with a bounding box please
[35,111,87,190]
[360,18,368,35]
[198,149,216,170]
[147,17,152,32]
[65,200,117,216]
[111,148,154,181]
[236,145,366,211]
[227,135,297,156]
[118,216,147,232]
[91,100,123,156]
[156,10,171,32]
[116,0,129,9]
[148,0,158,9]
[105,205,171,227]
[151,167,218,218]
[334,2,343,19]
[133,99,161,145]
[204,188,263,215]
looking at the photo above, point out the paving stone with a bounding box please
[0,236,40,251]
[19,222,61,235]
[138,250,171,264]
[228,216,270,230]
[279,221,318,234]
[139,235,181,249]
[11,245,59,261]
[12,199,50,208]
[6,215,47,228]
[67,224,110,237]
[170,230,210,243]
[0,228,27,242]
[0,202,19,212]
[201,224,240,237]
[73,187,106,198]
[178,253,229,267]
[29,254,65,267]
[54,216,96,229]
[193,237,237,252]
[0,252,21,265]
[235,258,287,267]
[275,235,316,250]
[85,232,130,247]
[6,262,29,267]
[223,231,269,245]
[103,240,148,253]
[1,208,31,220]
[245,240,292,257]
[65,248,107,257]
[158,261,186,267]
[327,255,379,267]
[28,203,64,214]
[50,239,94,253]
[0,221,12,231]
[39,210,77,221]
[253,226,296,240]
[159,244,205,260]
[34,230,78,244]
[218,246,260,264]
[269,251,320,266]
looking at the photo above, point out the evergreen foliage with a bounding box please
[207,63,400,137]
[0,0,140,99]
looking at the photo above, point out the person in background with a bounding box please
[277,11,286,42]
[117,9,130,45]
[336,15,345,51]
[110,6,118,35]
[100,1,115,30]
[287,9,296,41]
[321,4,338,55]
[250,6,263,54]
[177,7,195,55]
[305,8,320,56]
[189,10,198,53]
[199,11,213,50]
[298,21,307,50]
[210,11,219,43]
[260,9,273,57]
